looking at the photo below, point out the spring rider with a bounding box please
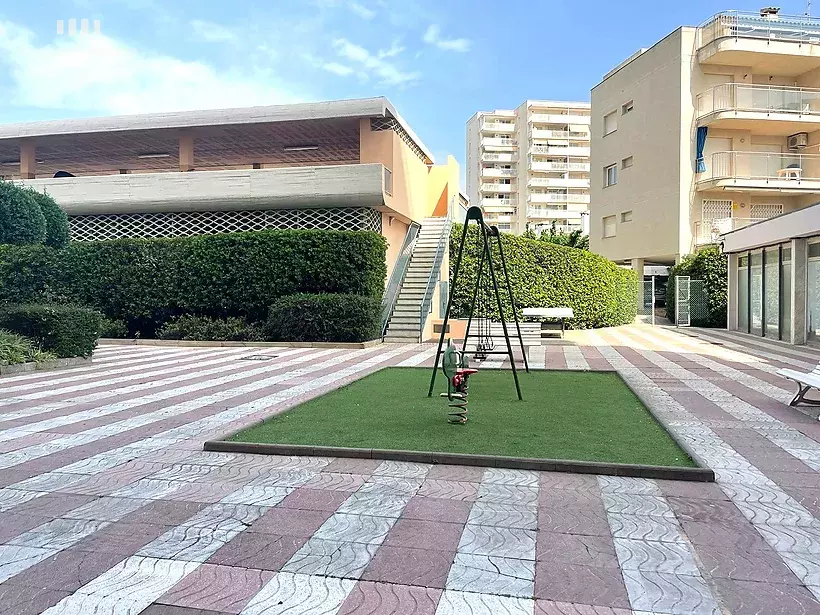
[440,340,478,424]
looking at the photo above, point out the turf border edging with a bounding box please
[98,338,382,349]
[0,356,91,376]
[203,439,714,482]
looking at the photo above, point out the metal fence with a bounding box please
[673,277,709,327]
[637,279,655,325]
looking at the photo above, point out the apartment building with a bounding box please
[0,97,460,342]
[591,8,820,278]
[466,100,591,234]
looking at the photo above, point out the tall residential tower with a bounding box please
[466,100,591,234]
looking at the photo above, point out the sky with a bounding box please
[0,0,813,171]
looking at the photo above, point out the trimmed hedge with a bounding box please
[157,315,264,342]
[28,190,69,248]
[266,293,381,343]
[0,181,46,245]
[0,304,102,358]
[666,246,728,327]
[0,229,387,336]
[450,224,638,328]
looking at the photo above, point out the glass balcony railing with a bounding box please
[699,151,820,183]
[699,11,820,48]
[694,217,757,245]
[697,83,820,118]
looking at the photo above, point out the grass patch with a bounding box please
[230,368,695,468]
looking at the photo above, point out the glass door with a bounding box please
[750,251,763,336]
[809,242,820,342]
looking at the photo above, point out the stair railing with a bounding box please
[418,218,453,339]
[380,221,421,337]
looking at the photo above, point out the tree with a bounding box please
[0,181,46,245]
[28,190,69,248]
[537,223,589,250]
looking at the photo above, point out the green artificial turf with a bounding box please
[230,367,695,468]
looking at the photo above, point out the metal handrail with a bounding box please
[697,83,820,118]
[380,221,421,337]
[418,218,453,337]
[699,10,820,48]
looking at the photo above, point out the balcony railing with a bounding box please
[481,183,513,192]
[530,113,591,124]
[697,83,820,118]
[698,11,820,48]
[528,160,590,172]
[528,192,591,204]
[482,137,517,147]
[482,121,515,132]
[700,151,820,184]
[481,152,514,162]
[529,129,590,140]
[528,177,590,188]
[482,167,516,178]
[694,217,757,245]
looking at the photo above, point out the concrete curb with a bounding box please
[203,440,714,482]
[98,338,383,349]
[0,356,91,376]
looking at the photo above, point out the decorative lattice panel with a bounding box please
[68,207,382,241]
[370,117,427,162]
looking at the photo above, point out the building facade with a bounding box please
[591,9,820,272]
[466,100,590,234]
[0,97,459,342]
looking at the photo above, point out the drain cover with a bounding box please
[240,354,278,361]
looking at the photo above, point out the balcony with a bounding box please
[481,121,516,133]
[698,11,820,75]
[481,137,517,149]
[481,198,516,210]
[482,152,514,163]
[530,145,589,157]
[23,164,387,214]
[481,182,513,193]
[528,177,589,189]
[694,217,757,245]
[697,151,820,193]
[527,208,584,220]
[528,192,591,204]
[529,128,590,141]
[528,160,591,172]
[697,83,820,134]
[482,167,516,178]
[530,113,591,125]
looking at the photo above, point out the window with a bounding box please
[603,215,616,238]
[603,111,617,136]
[621,156,633,169]
[383,167,393,195]
[620,210,633,223]
[604,164,617,187]
[622,100,634,114]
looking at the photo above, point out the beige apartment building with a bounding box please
[590,8,820,274]
[466,100,591,234]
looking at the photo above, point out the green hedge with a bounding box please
[449,225,637,328]
[0,229,387,335]
[157,315,264,342]
[0,181,46,245]
[266,293,381,343]
[0,304,101,358]
[28,191,69,248]
[666,245,727,327]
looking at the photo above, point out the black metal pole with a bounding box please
[462,234,485,358]
[483,224,522,400]
[492,228,529,373]
[428,219,469,398]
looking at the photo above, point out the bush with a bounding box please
[449,224,637,328]
[266,293,381,343]
[0,229,387,336]
[0,330,59,366]
[0,181,46,245]
[98,317,129,339]
[0,304,102,358]
[666,245,728,327]
[157,315,264,341]
[28,190,69,248]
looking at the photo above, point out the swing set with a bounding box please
[428,206,529,422]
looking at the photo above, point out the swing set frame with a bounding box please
[428,206,529,400]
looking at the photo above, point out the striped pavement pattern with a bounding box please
[0,330,817,614]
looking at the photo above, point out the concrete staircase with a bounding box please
[383,217,450,343]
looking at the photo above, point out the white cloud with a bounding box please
[0,20,304,115]
[332,38,419,85]
[322,61,355,76]
[190,19,239,43]
[423,24,471,53]
[348,2,376,19]
[377,40,404,59]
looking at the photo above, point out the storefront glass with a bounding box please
[781,247,791,342]
[750,251,763,336]
[764,248,779,338]
[738,254,749,333]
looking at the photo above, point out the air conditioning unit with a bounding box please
[788,132,808,150]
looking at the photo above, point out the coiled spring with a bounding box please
[441,391,468,424]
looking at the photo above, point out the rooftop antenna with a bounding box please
[809,0,812,17]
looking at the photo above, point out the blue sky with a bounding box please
[0,0,812,169]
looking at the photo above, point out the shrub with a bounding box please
[28,190,69,248]
[0,229,387,336]
[0,181,46,245]
[449,224,637,328]
[98,317,129,339]
[0,304,102,358]
[0,330,58,366]
[666,246,728,327]
[157,315,264,341]
[266,293,381,343]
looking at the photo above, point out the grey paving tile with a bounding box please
[612,538,699,575]
[457,524,536,560]
[468,502,538,530]
[446,553,535,598]
[0,545,57,584]
[477,484,539,507]
[481,469,539,487]
[219,485,292,507]
[281,539,379,579]
[756,523,820,554]
[372,460,430,479]
[336,491,411,518]
[9,518,109,550]
[241,571,354,615]
[435,590,535,615]
[312,513,394,545]
[621,569,720,615]
[64,497,147,522]
[606,513,685,543]
[136,526,241,563]
[600,494,674,518]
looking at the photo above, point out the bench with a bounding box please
[777,363,820,407]
[522,307,574,339]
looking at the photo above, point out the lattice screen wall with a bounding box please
[68,207,382,241]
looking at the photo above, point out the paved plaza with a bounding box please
[0,326,819,614]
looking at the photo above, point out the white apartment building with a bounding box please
[591,8,820,280]
[466,100,591,234]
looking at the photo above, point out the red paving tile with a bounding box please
[157,564,273,614]
[338,581,441,615]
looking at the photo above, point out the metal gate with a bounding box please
[637,277,655,325]
[676,276,691,327]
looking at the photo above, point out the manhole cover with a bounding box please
[239,354,278,361]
